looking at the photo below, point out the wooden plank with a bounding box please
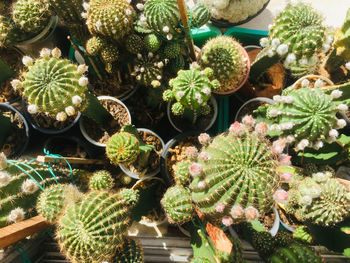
[0,216,50,249]
[36,155,107,165]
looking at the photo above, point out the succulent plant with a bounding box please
[199,36,247,91]
[12,0,51,34]
[0,15,26,47]
[251,231,276,259]
[133,52,164,88]
[162,66,220,118]
[0,154,81,227]
[173,160,192,186]
[190,118,282,224]
[12,48,88,121]
[293,226,313,244]
[36,184,82,223]
[168,54,186,75]
[274,230,292,248]
[163,42,181,59]
[57,191,132,263]
[190,3,211,28]
[161,185,195,225]
[250,2,327,81]
[89,170,114,191]
[144,0,184,41]
[118,188,140,208]
[125,34,143,54]
[269,242,325,263]
[85,35,106,56]
[191,257,211,263]
[114,237,144,263]
[144,33,162,52]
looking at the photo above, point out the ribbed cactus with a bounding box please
[0,15,27,47]
[199,36,246,91]
[85,0,134,41]
[286,173,350,226]
[293,226,313,244]
[144,33,162,52]
[269,242,325,263]
[173,160,192,186]
[118,188,140,207]
[57,191,131,263]
[190,3,211,28]
[89,170,114,191]
[36,184,82,223]
[12,48,88,121]
[133,53,164,88]
[161,185,195,224]
[85,35,106,56]
[163,43,181,59]
[125,34,143,54]
[163,66,220,116]
[264,84,346,151]
[252,231,276,259]
[250,2,326,81]
[114,237,144,263]
[144,0,183,41]
[0,154,80,227]
[168,55,185,75]
[190,119,281,223]
[12,0,51,34]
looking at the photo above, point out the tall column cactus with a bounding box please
[250,1,327,82]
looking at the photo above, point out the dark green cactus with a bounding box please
[133,53,164,88]
[252,231,276,259]
[250,2,327,81]
[144,33,162,52]
[168,55,186,75]
[190,3,211,28]
[0,15,27,47]
[89,170,114,191]
[274,230,293,248]
[163,43,181,59]
[57,191,132,263]
[36,184,82,223]
[161,185,195,224]
[173,160,192,186]
[114,237,144,263]
[125,34,143,54]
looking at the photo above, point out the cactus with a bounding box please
[286,174,350,226]
[36,184,82,223]
[144,0,184,41]
[163,43,181,59]
[12,48,88,121]
[0,15,28,47]
[85,0,134,41]
[125,34,143,54]
[199,36,247,91]
[293,226,313,244]
[269,242,325,263]
[190,3,211,28]
[89,170,114,191]
[144,33,162,52]
[118,188,140,208]
[250,2,327,82]
[274,230,292,248]
[57,191,132,263]
[191,257,211,263]
[162,66,220,119]
[86,35,106,56]
[133,53,164,88]
[251,231,276,259]
[114,237,144,263]
[173,160,192,186]
[190,118,281,223]
[0,154,81,227]
[161,185,195,224]
[168,54,186,75]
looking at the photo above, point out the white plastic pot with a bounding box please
[234,96,274,122]
[79,95,132,147]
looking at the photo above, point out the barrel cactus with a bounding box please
[144,33,162,52]
[89,170,114,191]
[11,48,88,121]
[12,0,51,34]
[57,191,132,263]
[133,52,164,88]
[125,34,143,54]
[118,188,140,207]
[199,36,247,92]
[250,2,327,81]
[0,15,26,47]
[173,160,192,186]
[36,184,82,223]
[161,185,195,225]
[163,43,181,59]
[252,231,276,259]
[114,237,144,263]
[190,117,282,224]
[162,66,220,116]
[190,3,211,28]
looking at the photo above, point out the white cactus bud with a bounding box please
[136,75,141,80]
[301,78,310,87]
[269,109,280,117]
[7,208,25,223]
[82,2,90,11]
[313,140,324,150]
[280,122,294,130]
[10,79,22,91]
[65,106,76,116]
[281,95,293,104]
[157,75,162,80]
[267,49,275,57]
[299,195,312,206]
[0,171,10,186]
[259,37,269,48]
[202,87,211,95]
[271,38,280,48]
[166,34,173,40]
[22,56,33,66]
[296,139,309,151]
[322,43,331,52]
[125,8,132,15]
[163,26,169,33]
[329,129,339,138]
[56,112,67,122]
[148,52,154,58]
[157,62,164,68]
[40,48,51,58]
[314,79,325,88]
[137,53,142,59]
[95,20,102,30]
[136,3,144,10]
[286,135,295,143]
[72,95,83,105]
[51,47,61,58]
[276,44,288,56]
[337,119,346,129]
[78,77,89,86]
[338,104,348,112]
[21,179,39,194]
[299,58,308,66]
[0,152,7,170]
[330,89,342,99]
[81,12,87,18]
[77,64,88,74]
[123,18,129,24]
[27,104,38,114]
[285,53,296,65]
[345,61,350,71]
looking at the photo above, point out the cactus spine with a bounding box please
[114,237,144,263]
[89,170,114,191]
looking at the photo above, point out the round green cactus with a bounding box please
[100,44,119,63]
[293,226,313,244]
[252,231,276,259]
[89,170,114,191]
[86,0,134,41]
[144,0,183,41]
[13,48,88,120]
[161,185,195,225]
[173,160,192,186]
[163,43,181,59]
[168,55,186,75]
[118,188,140,208]
[12,0,51,34]
[57,191,131,263]
[125,34,143,54]
[36,184,82,223]
[144,33,162,52]
[0,15,26,47]
[190,3,211,28]
[86,36,106,56]
[274,230,292,248]
[114,237,144,263]
[133,53,164,88]
[106,131,141,165]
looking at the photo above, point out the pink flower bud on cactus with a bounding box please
[273,189,289,203]
[199,151,211,161]
[189,163,202,176]
[185,146,198,159]
[230,205,244,219]
[278,154,292,166]
[242,115,256,129]
[229,121,243,136]
[280,172,293,182]
[255,122,268,136]
[222,216,233,226]
[215,203,225,213]
[272,139,286,154]
[198,133,210,145]
[244,206,259,221]
[198,181,206,189]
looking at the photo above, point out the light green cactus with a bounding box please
[293,226,313,244]
[133,53,164,88]
[161,185,195,225]
[144,33,162,52]
[114,237,144,263]
[173,160,192,186]
[89,170,114,191]
[85,35,106,56]
[57,191,132,263]
[118,188,140,208]
[250,2,327,82]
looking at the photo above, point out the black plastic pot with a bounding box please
[0,103,30,158]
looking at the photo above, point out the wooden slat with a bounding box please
[0,215,50,249]
[36,155,107,165]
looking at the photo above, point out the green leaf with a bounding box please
[343,248,350,258]
[190,222,216,262]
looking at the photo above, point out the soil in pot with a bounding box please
[277,206,302,230]
[0,107,26,157]
[31,112,78,130]
[82,99,130,144]
[238,48,286,99]
[123,130,163,177]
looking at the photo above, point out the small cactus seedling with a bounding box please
[114,237,144,263]
[89,170,114,191]
[118,188,140,208]
[133,52,164,88]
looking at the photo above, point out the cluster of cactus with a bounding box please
[89,170,114,191]
[0,15,28,47]
[114,237,144,263]
[11,47,89,121]
[162,66,220,116]
[260,78,348,151]
[0,153,82,227]
[250,1,328,81]
[286,171,350,226]
[199,36,247,91]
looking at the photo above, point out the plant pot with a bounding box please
[14,16,59,57]
[234,97,274,122]
[79,95,132,147]
[119,128,165,180]
[237,45,286,99]
[0,103,30,158]
[291,74,334,90]
[167,96,218,132]
[22,100,81,135]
